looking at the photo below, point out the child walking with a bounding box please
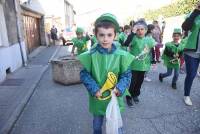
[126,20,155,107]
[78,13,133,134]
[159,28,184,89]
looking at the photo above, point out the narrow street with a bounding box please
[1,0,200,134]
[7,46,200,134]
[0,46,60,134]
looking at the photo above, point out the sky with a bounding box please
[68,0,173,27]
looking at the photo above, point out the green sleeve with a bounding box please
[91,36,98,43]
[118,33,125,44]
[85,35,91,41]
[72,38,78,47]
[179,38,187,51]
[148,37,156,48]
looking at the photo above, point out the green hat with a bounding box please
[76,27,84,33]
[94,13,120,32]
[173,28,182,34]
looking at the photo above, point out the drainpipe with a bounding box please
[13,0,27,66]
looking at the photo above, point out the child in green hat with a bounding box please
[78,13,133,134]
[159,28,184,89]
[71,27,90,55]
[126,20,156,107]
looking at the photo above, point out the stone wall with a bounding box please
[3,0,19,45]
[0,0,27,82]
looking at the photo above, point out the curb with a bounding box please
[0,45,61,134]
[48,45,62,63]
[0,65,48,134]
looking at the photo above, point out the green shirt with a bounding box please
[129,36,155,71]
[184,13,200,51]
[162,41,184,69]
[118,32,128,51]
[72,36,90,55]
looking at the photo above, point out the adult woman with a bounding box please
[181,2,200,106]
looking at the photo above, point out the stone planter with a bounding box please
[51,56,83,85]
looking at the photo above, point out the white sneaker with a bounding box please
[184,96,193,106]
[144,77,152,82]
[197,72,200,77]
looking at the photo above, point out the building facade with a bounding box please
[20,3,46,53]
[0,0,27,82]
[0,0,75,82]
[21,0,76,44]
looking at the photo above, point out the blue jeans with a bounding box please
[184,54,200,96]
[93,115,123,134]
[160,67,179,84]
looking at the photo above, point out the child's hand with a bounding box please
[113,88,120,97]
[95,91,102,98]
[173,53,179,58]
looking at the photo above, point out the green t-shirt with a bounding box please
[72,36,90,55]
[129,36,155,71]
[162,41,184,69]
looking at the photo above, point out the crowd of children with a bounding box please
[68,5,200,133]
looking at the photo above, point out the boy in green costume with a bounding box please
[126,20,155,107]
[78,13,133,134]
[71,27,90,55]
[159,28,184,89]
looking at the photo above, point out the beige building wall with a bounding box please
[0,0,27,82]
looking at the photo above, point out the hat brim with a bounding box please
[95,16,120,32]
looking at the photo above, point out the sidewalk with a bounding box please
[0,45,60,134]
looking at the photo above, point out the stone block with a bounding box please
[51,56,83,85]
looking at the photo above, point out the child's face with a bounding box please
[96,27,115,49]
[135,25,146,38]
[151,28,155,34]
[124,29,131,35]
[173,34,181,43]
[76,33,83,39]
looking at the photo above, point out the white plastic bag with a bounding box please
[106,90,123,134]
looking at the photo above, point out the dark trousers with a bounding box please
[160,68,179,84]
[129,70,145,97]
[184,54,200,96]
[155,45,160,61]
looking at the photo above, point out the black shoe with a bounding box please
[126,96,133,107]
[172,83,177,89]
[157,60,161,63]
[133,96,139,104]
[159,73,163,82]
